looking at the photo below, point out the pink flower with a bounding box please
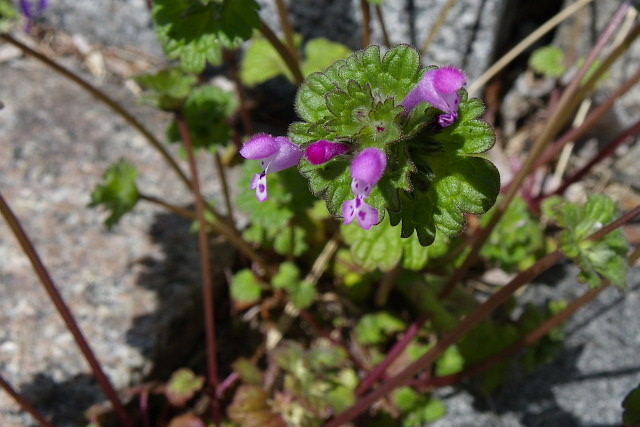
[402,66,467,127]
[305,140,350,165]
[343,148,387,230]
[240,133,303,202]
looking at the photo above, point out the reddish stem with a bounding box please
[176,114,221,426]
[0,192,133,427]
[0,373,52,427]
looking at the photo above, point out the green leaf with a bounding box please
[529,45,566,77]
[165,368,205,407]
[240,36,298,86]
[232,358,263,386]
[167,85,236,150]
[623,384,640,426]
[290,280,316,309]
[152,0,260,73]
[480,196,545,271]
[435,345,464,377]
[301,38,352,77]
[89,160,139,229]
[272,262,301,289]
[0,0,18,33]
[231,269,262,304]
[228,385,285,427]
[272,262,315,309]
[394,388,447,426]
[542,195,629,288]
[134,67,197,111]
[355,312,406,345]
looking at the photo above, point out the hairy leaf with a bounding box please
[89,160,139,229]
[134,67,197,111]
[231,269,262,304]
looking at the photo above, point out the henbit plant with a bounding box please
[1,0,640,426]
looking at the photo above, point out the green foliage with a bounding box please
[152,0,260,73]
[231,269,262,305]
[529,45,566,77]
[165,368,205,407]
[393,387,447,426]
[237,163,314,257]
[273,262,316,309]
[435,345,464,377]
[167,85,237,151]
[355,312,406,345]
[241,36,352,87]
[291,45,499,246]
[228,385,286,427]
[232,358,263,386]
[480,196,546,271]
[518,302,567,371]
[89,160,140,229]
[0,0,18,33]
[542,195,629,288]
[134,67,197,111]
[273,342,357,425]
[622,383,640,426]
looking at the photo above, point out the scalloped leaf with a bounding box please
[542,195,629,288]
[152,0,260,73]
[231,269,262,305]
[134,67,197,111]
[165,368,205,407]
[89,160,140,229]
[166,85,237,150]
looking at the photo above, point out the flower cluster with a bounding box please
[239,65,467,230]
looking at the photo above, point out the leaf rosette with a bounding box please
[290,44,499,246]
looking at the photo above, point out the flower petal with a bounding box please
[343,198,357,225]
[250,172,268,202]
[239,133,279,160]
[402,66,466,116]
[266,136,303,173]
[355,199,379,230]
[350,148,387,186]
[305,140,350,165]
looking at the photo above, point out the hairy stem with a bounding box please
[0,192,133,427]
[139,193,197,220]
[0,373,52,427]
[176,114,221,426]
[259,19,304,85]
[0,34,191,191]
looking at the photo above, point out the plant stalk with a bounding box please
[420,0,457,56]
[274,0,299,64]
[259,20,304,85]
[439,0,633,299]
[360,0,372,48]
[214,151,237,227]
[176,114,221,426]
[0,191,134,427]
[0,373,52,427]
[375,5,391,47]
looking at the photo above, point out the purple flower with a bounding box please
[402,65,467,127]
[19,0,49,33]
[240,133,303,202]
[305,140,350,165]
[343,147,387,230]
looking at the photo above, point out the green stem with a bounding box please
[176,113,221,426]
[0,34,192,192]
[259,19,304,86]
[0,191,134,427]
[439,0,633,299]
[0,373,52,427]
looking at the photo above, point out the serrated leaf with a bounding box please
[89,160,139,229]
[152,0,260,73]
[273,225,308,256]
[301,38,352,77]
[167,85,236,150]
[542,195,629,288]
[241,36,298,86]
[231,269,262,304]
[272,262,301,289]
[529,45,566,77]
[165,368,205,407]
[481,196,545,271]
[355,312,406,345]
[134,67,197,111]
